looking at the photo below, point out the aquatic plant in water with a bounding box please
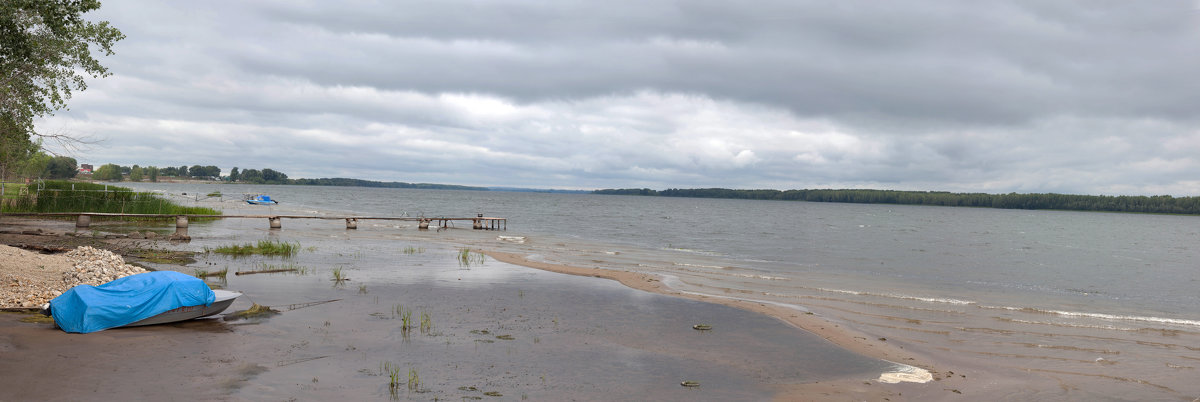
[419,311,432,334]
[407,368,419,391]
[382,361,401,392]
[457,248,485,267]
[208,240,300,258]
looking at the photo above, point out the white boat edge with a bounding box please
[122,289,242,327]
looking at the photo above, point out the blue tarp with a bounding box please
[49,271,215,333]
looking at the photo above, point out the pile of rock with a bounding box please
[1,246,147,308]
[61,246,148,289]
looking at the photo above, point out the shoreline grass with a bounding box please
[3,181,220,217]
[206,240,299,258]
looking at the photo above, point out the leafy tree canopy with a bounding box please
[1,0,124,146]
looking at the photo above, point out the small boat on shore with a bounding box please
[245,194,278,205]
[46,271,241,333]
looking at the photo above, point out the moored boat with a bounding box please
[245,194,278,205]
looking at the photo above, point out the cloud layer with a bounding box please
[39,0,1200,194]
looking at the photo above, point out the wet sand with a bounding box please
[0,221,934,401]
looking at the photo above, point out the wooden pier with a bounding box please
[1,212,507,231]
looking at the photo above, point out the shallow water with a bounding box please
[120,183,1200,399]
[91,215,888,401]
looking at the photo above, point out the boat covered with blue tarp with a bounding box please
[49,271,218,333]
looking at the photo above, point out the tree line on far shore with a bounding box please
[87,164,288,184]
[593,188,1200,215]
[84,163,484,190]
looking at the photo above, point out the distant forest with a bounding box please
[288,177,486,191]
[592,188,1200,215]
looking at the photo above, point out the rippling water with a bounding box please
[124,183,1200,399]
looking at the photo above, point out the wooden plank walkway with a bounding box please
[0,212,507,231]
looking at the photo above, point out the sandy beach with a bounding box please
[0,217,960,401]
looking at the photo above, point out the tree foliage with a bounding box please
[42,155,76,179]
[1,0,123,147]
[91,162,121,181]
[129,165,142,181]
[593,188,1200,215]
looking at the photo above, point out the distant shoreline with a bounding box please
[594,187,1200,215]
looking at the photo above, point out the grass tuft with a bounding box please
[208,240,299,258]
[457,248,485,268]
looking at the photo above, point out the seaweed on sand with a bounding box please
[224,303,280,321]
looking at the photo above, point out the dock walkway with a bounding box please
[0,212,507,231]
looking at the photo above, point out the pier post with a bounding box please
[75,214,91,228]
[176,216,189,229]
[418,219,429,230]
[269,216,282,229]
[346,218,357,230]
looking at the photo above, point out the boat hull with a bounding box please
[122,290,241,327]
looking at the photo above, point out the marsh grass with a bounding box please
[194,267,228,278]
[4,181,220,217]
[391,304,415,335]
[208,240,299,258]
[457,248,485,268]
[331,266,346,282]
[407,368,419,391]
[382,361,402,392]
[419,311,432,334]
[401,246,424,255]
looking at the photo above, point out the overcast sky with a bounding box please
[37,1,1200,194]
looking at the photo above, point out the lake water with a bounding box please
[119,183,1200,400]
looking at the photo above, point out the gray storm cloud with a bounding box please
[39,0,1200,194]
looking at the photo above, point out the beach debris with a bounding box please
[234,268,297,276]
[276,355,328,367]
[224,303,280,321]
[496,235,526,244]
[877,364,933,384]
[692,324,712,330]
[680,380,701,387]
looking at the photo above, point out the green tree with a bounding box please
[129,165,143,182]
[177,165,188,177]
[228,167,239,182]
[0,1,124,155]
[92,163,121,181]
[147,166,158,182]
[17,149,50,178]
[42,155,76,179]
[239,168,261,183]
[0,128,38,180]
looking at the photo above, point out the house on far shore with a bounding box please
[78,164,93,174]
